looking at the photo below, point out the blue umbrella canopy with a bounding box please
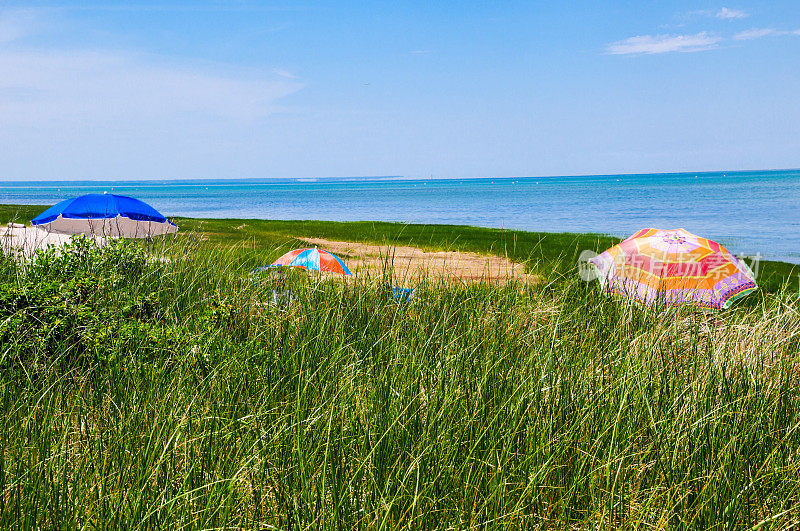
[32,193,178,238]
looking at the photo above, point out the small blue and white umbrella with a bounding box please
[31,193,178,238]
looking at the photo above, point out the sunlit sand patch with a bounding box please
[1,224,81,258]
[296,236,540,284]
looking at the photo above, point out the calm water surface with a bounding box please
[2,170,799,263]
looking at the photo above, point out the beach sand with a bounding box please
[297,236,538,284]
[1,225,76,257]
[2,224,537,284]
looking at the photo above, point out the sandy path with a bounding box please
[297,236,538,284]
[1,225,100,258]
[2,225,69,256]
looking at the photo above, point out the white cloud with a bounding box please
[0,49,304,125]
[0,7,311,179]
[607,25,800,56]
[605,32,721,55]
[716,7,748,19]
[681,8,747,20]
[272,68,299,79]
[734,28,776,40]
[0,9,303,127]
[0,47,305,180]
[733,28,800,40]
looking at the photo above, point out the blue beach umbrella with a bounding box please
[31,193,178,238]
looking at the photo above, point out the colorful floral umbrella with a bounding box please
[269,247,352,275]
[589,228,757,310]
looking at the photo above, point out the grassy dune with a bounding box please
[1,224,799,527]
[3,203,795,291]
[173,217,797,293]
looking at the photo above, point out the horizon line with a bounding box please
[1,167,798,186]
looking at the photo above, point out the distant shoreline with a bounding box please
[4,175,800,267]
[1,167,799,186]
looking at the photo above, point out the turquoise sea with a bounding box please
[2,170,799,263]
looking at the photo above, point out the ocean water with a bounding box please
[2,170,799,263]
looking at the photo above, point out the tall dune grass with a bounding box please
[1,236,799,528]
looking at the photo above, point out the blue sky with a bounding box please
[1,1,799,180]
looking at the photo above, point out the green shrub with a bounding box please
[0,237,188,372]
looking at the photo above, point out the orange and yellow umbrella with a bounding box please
[589,228,757,310]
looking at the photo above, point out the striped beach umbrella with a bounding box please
[589,228,757,310]
[270,247,352,275]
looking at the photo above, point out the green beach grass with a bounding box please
[3,203,796,291]
[1,206,800,527]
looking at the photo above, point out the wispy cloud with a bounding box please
[733,28,778,40]
[716,7,748,19]
[607,24,800,55]
[681,7,748,20]
[0,7,304,125]
[272,68,298,79]
[0,49,304,124]
[605,32,721,55]
[0,8,306,180]
[733,28,800,40]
